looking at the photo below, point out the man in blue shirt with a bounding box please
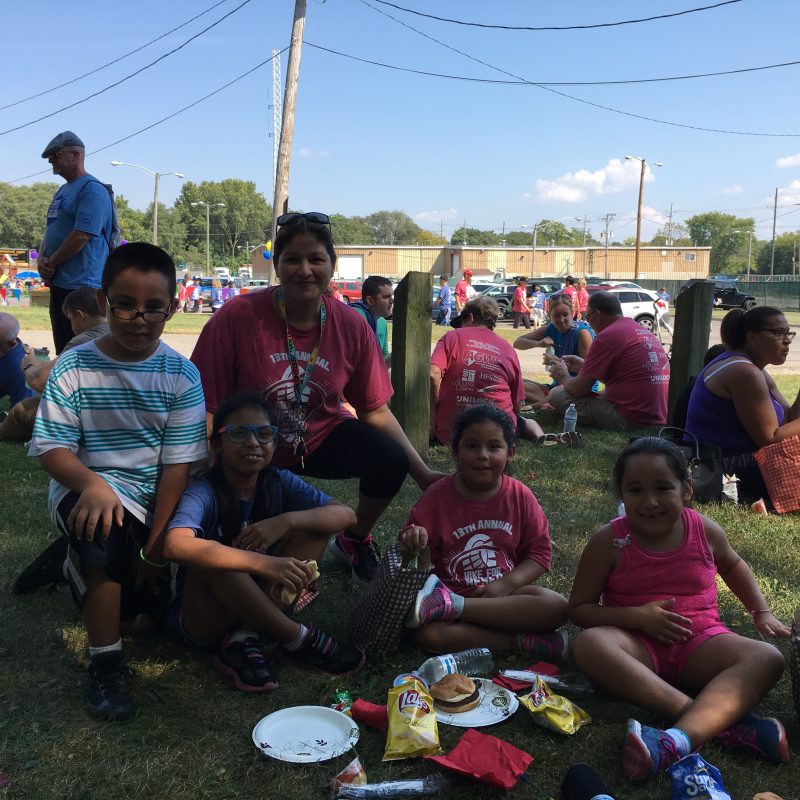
[38,131,113,353]
[0,312,34,411]
[435,275,452,326]
[350,275,394,367]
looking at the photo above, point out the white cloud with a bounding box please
[776,179,800,205]
[534,158,652,203]
[722,184,743,195]
[414,208,457,223]
[777,153,800,168]
[297,147,330,158]
[521,192,532,200]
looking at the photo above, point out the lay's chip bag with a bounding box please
[383,674,440,761]
[520,676,591,735]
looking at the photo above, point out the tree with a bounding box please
[0,182,59,248]
[115,195,149,244]
[648,223,692,247]
[416,229,447,246]
[755,232,800,275]
[142,203,187,259]
[686,212,754,273]
[366,210,422,245]
[449,227,500,246]
[330,214,374,244]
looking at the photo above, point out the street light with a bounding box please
[521,216,581,275]
[625,155,663,280]
[110,161,184,245]
[191,201,225,273]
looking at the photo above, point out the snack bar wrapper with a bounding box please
[383,674,440,761]
[666,754,732,800]
[519,676,591,735]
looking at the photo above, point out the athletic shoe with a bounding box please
[282,624,365,676]
[327,530,380,586]
[539,431,586,447]
[623,719,682,781]
[213,635,279,692]
[404,574,460,629]
[86,652,134,722]
[716,708,790,763]
[12,536,68,595]
[0,411,6,423]
[516,629,570,663]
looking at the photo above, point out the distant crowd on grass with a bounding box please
[2,208,798,785]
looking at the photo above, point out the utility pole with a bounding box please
[580,214,588,246]
[270,49,282,194]
[270,0,307,284]
[602,213,615,279]
[665,202,674,246]
[770,187,778,276]
[746,230,753,280]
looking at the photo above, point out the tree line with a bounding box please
[0,181,796,275]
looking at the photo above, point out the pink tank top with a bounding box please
[602,507,721,631]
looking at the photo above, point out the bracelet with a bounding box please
[139,547,168,568]
[750,609,771,617]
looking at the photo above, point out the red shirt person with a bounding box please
[454,269,476,313]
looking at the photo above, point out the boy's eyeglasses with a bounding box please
[757,327,796,341]
[217,424,279,444]
[276,212,331,227]
[106,297,170,323]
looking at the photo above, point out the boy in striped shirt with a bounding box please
[30,243,208,721]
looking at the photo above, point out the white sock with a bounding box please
[228,629,259,645]
[88,639,122,658]
[665,727,692,756]
[284,624,310,651]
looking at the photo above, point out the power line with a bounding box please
[354,0,800,137]
[0,0,234,112]
[0,0,253,137]
[305,41,800,88]
[5,48,289,185]
[369,0,742,31]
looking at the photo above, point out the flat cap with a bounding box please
[41,131,85,158]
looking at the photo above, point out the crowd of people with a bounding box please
[1,131,796,787]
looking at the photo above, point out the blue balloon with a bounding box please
[262,251,271,260]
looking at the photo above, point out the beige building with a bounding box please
[328,245,711,283]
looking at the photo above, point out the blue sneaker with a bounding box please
[404,574,459,629]
[716,708,789,763]
[623,719,682,781]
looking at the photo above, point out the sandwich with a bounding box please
[429,674,480,713]
[274,560,320,604]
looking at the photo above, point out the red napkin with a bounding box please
[426,728,533,789]
[492,661,560,692]
[350,699,388,730]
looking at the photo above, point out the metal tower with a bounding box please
[271,48,283,194]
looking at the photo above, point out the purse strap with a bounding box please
[659,426,701,461]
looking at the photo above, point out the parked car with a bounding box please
[335,279,363,303]
[241,279,269,294]
[480,278,565,318]
[589,287,670,331]
[679,278,756,311]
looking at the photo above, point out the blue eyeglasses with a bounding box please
[216,424,278,444]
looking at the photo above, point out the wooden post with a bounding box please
[391,272,433,458]
[668,281,715,422]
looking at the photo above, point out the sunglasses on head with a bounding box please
[276,212,331,227]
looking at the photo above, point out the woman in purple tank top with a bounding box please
[569,438,791,783]
[686,305,800,503]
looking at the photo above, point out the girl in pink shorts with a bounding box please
[569,437,791,783]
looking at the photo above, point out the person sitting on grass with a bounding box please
[430,295,583,447]
[162,392,365,692]
[513,293,595,410]
[569,437,790,783]
[0,287,109,443]
[28,242,209,722]
[400,404,569,660]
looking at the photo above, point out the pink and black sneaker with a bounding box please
[716,708,790,763]
[327,529,380,586]
[404,574,461,629]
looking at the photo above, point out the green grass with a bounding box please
[1,413,798,800]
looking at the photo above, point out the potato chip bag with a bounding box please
[519,676,591,735]
[383,674,440,761]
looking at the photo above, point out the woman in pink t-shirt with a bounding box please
[400,404,569,659]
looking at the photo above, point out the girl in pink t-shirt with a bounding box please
[400,404,568,660]
[569,437,790,783]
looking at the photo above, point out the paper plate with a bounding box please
[434,678,519,728]
[252,706,359,763]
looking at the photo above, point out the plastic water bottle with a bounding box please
[416,648,493,687]
[561,764,618,800]
[563,403,578,433]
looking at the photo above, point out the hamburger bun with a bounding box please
[429,674,480,713]
[273,560,320,604]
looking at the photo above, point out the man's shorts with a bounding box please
[549,389,630,431]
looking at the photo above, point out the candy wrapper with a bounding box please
[383,674,440,761]
[332,690,354,717]
[666,754,731,800]
[331,756,367,795]
[519,676,591,735]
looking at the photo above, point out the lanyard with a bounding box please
[276,287,326,466]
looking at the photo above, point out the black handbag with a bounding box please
[659,427,723,503]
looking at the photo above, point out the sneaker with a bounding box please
[404,574,460,629]
[282,624,365,676]
[623,719,682,781]
[327,530,380,586]
[0,411,7,423]
[539,431,586,447]
[716,708,790,763]
[12,536,69,595]
[213,635,279,692]
[516,629,570,663]
[87,652,133,722]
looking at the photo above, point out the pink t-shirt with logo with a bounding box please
[430,326,524,443]
[512,286,530,313]
[407,474,552,595]
[191,287,392,468]
[579,316,670,426]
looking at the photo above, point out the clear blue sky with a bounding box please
[4,0,800,242]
